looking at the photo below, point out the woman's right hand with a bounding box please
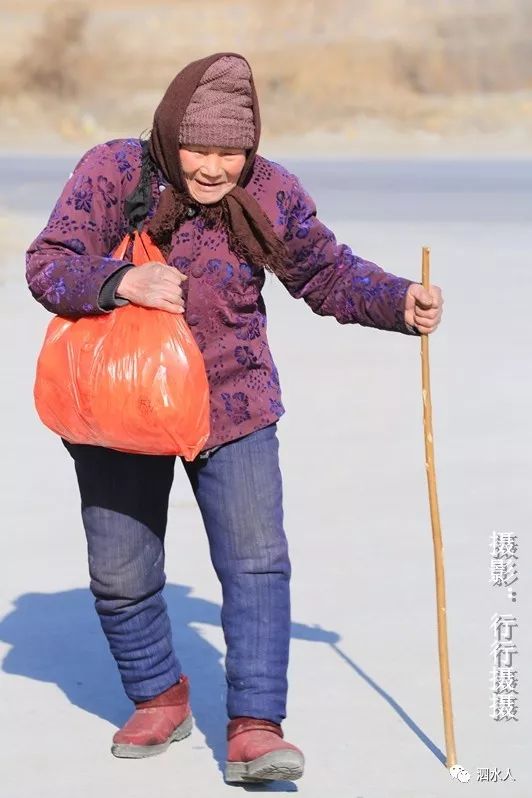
[116,261,187,313]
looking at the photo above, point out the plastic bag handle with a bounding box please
[132,231,166,265]
[111,233,131,261]
[111,231,166,266]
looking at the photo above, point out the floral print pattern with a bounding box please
[221,392,251,425]
[97,176,118,209]
[68,175,93,213]
[234,345,257,366]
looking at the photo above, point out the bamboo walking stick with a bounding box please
[421,247,457,770]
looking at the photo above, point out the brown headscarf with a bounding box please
[146,52,288,277]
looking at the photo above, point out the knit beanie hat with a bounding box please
[178,55,255,149]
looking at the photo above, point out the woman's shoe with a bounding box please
[111,675,193,758]
[224,716,305,782]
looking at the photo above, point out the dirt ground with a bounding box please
[2,0,532,155]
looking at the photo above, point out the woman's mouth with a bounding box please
[196,179,224,189]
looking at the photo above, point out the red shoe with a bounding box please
[111,675,193,759]
[225,716,305,782]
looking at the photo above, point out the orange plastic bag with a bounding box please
[34,231,210,460]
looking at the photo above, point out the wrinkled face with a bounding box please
[179,145,247,204]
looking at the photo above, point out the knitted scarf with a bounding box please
[125,52,289,279]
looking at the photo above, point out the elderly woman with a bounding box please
[26,53,443,783]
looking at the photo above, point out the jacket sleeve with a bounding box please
[26,142,134,317]
[98,264,134,310]
[277,174,420,335]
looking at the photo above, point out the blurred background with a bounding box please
[2,0,532,155]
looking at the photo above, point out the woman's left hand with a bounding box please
[404,283,443,334]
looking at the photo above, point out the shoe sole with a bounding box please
[111,713,193,759]
[225,749,305,783]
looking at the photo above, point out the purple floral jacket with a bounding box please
[26,139,418,450]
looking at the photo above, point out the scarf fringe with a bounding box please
[147,183,290,280]
[124,140,290,280]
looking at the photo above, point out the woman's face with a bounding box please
[179,145,247,204]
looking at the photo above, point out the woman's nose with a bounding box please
[201,155,223,178]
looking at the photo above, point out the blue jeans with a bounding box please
[63,423,291,724]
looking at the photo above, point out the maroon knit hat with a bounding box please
[179,55,255,149]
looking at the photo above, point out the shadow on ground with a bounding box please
[0,584,445,786]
